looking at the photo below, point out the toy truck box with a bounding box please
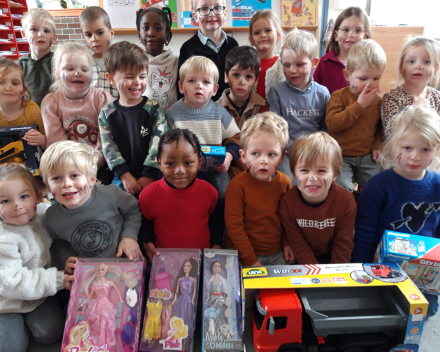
[375,230,440,295]
[199,146,226,174]
[0,124,42,176]
[242,263,427,352]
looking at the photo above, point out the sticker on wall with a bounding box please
[280,0,317,27]
[232,0,272,27]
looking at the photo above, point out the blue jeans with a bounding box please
[425,293,439,318]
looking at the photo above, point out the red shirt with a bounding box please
[313,49,349,95]
[257,56,278,100]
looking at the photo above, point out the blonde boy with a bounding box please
[40,141,142,272]
[225,112,294,266]
[19,8,57,107]
[326,39,387,192]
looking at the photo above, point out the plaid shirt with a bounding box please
[92,62,119,99]
[287,77,314,92]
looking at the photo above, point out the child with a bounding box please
[278,132,356,264]
[99,41,167,195]
[225,112,293,266]
[139,128,223,262]
[0,58,45,148]
[0,163,73,351]
[352,106,440,316]
[177,0,238,101]
[18,8,57,107]
[41,42,114,184]
[79,6,119,99]
[136,6,178,110]
[382,36,440,139]
[40,141,143,274]
[267,29,330,182]
[314,7,371,94]
[326,39,386,192]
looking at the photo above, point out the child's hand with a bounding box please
[252,260,263,267]
[64,256,77,275]
[284,246,295,264]
[138,176,155,190]
[24,129,45,147]
[116,237,143,260]
[121,172,142,194]
[211,245,222,249]
[216,152,233,173]
[372,149,382,161]
[235,158,248,172]
[357,84,379,110]
[412,95,430,109]
[64,273,75,291]
[143,242,160,263]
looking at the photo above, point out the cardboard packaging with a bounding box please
[199,146,226,174]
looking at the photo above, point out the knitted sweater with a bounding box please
[279,183,356,264]
[225,170,292,266]
[313,50,349,94]
[0,101,45,135]
[0,203,64,314]
[326,87,382,156]
[352,169,440,263]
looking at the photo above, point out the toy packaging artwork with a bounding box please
[199,146,226,174]
[0,124,42,175]
[375,230,440,295]
[62,258,145,352]
[202,249,243,351]
[140,249,201,352]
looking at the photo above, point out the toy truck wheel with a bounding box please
[277,343,306,352]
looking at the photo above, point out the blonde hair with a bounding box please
[51,42,93,92]
[240,112,289,152]
[281,28,317,61]
[40,141,99,184]
[289,132,343,176]
[381,106,440,170]
[83,263,121,300]
[398,36,440,88]
[169,317,188,340]
[0,163,41,199]
[21,8,56,32]
[64,321,92,352]
[179,56,219,85]
[346,39,387,73]
[249,10,283,47]
[0,58,32,107]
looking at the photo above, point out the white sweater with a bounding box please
[0,203,64,314]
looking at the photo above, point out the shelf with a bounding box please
[8,3,25,9]
[16,41,28,44]
[0,27,11,31]
[0,14,8,18]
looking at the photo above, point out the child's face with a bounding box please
[178,71,218,109]
[224,64,258,102]
[401,45,436,88]
[57,53,92,100]
[344,65,384,96]
[393,131,437,180]
[0,69,25,105]
[294,157,336,205]
[281,49,318,90]
[239,131,285,182]
[334,15,365,54]
[158,138,202,189]
[250,18,280,57]
[21,19,56,57]
[0,178,40,225]
[106,67,148,106]
[46,163,96,210]
[194,0,226,35]
[80,18,114,59]
[138,11,169,57]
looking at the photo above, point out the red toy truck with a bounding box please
[371,264,403,279]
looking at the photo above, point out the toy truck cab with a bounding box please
[371,264,403,278]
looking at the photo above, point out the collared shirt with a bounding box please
[92,61,119,99]
[287,77,314,92]
[197,30,227,53]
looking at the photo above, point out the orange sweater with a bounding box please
[225,170,292,266]
[326,87,382,156]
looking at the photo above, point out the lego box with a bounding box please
[199,146,226,174]
[375,230,440,295]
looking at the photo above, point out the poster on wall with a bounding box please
[232,0,272,27]
[101,0,143,29]
[280,0,317,27]
[180,0,199,28]
[141,0,178,28]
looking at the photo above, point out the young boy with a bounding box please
[40,141,143,273]
[99,41,167,195]
[267,29,330,182]
[178,0,238,101]
[326,39,386,192]
[225,112,294,266]
[79,6,119,99]
[278,132,356,264]
[19,8,57,107]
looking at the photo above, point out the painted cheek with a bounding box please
[296,176,301,186]
[247,161,252,170]
[49,38,52,47]
[62,73,66,82]
[396,153,402,165]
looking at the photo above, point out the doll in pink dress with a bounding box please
[80,263,123,352]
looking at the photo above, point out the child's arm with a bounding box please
[208,187,223,248]
[326,90,366,133]
[220,110,241,173]
[140,217,159,263]
[41,94,68,147]
[381,91,401,140]
[23,101,46,148]
[267,87,283,116]
[319,91,330,132]
[331,197,357,263]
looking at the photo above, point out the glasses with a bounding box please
[337,27,365,37]
[196,6,225,16]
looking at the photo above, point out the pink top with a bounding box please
[155,271,171,291]
[314,50,349,95]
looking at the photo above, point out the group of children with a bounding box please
[1,2,440,350]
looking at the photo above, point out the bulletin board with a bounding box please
[99,0,143,29]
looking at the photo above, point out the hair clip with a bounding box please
[163,9,169,13]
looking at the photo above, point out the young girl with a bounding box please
[136,6,178,110]
[0,58,45,148]
[249,10,284,104]
[314,6,371,94]
[41,42,114,184]
[381,36,440,139]
[139,128,222,262]
[0,163,73,351]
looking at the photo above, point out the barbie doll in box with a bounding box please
[205,260,228,332]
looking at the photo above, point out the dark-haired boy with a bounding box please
[98,41,167,195]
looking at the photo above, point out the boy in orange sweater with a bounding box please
[225,112,294,266]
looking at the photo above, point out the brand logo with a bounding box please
[290,278,310,285]
[245,268,267,277]
[412,321,421,327]
[321,277,332,284]
[420,259,440,267]
[311,278,321,284]
[273,268,302,274]
[410,294,420,300]
[332,277,347,284]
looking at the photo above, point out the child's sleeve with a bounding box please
[326,91,365,133]
[381,92,400,140]
[331,195,356,263]
[46,222,75,270]
[221,111,241,161]
[28,101,46,136]
[267,87,283,116]
[41,94,68,147]
[138,186,155,245]
[208,187,222,248]
[115,187,142,241]
[313,60,324,85]
[319,89,330,132]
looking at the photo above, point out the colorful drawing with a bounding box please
[180,0,199,28]
[280,0,317,27]
[232,0,272,27]
[142,0,178,28]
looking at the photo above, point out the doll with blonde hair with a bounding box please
[63,321,93,352]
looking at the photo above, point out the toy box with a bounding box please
[0,124,42,175]
[199,146,226,174]
[140,249,201,352]
[375,230,440,295]
[202,249,242,351]
[62,258,145,352]
[242,263,427,352]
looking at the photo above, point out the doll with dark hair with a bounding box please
[205,260,228,332]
